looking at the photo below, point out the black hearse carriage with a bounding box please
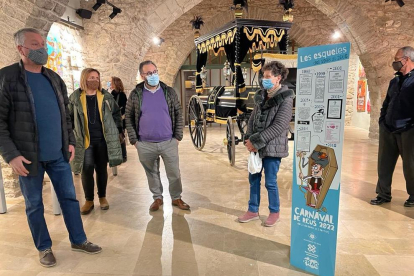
[188,17,293,166]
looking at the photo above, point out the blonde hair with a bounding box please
[111,76,124,92]
[80,68,102,91]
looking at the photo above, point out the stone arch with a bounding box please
[302,0,392,138]
[141,0,414,139]
[144,0,349,86]
[79,0,206,91]
[0,0,70,68]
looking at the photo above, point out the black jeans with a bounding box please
[376,124,414,200]
[81,140,109,201]
[121,142,127,159]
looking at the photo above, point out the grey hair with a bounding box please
[139,60,157,74]
[400,46,414,61]
[13,28,42,46]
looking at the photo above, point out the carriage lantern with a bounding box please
[242,67,248,81]
[200,65,208,87]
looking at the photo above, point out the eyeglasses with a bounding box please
[395,56,407,62]
[20,45,45,50]
[143,70,158,77]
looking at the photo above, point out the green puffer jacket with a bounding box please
[68,88,122,174]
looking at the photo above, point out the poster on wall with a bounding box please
[46,27,63,77]
[357,79,366,112]
[290,42,350,276]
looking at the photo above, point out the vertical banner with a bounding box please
[290,42,351,276]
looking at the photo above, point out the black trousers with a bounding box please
[121,121,127,159]
[376,124,414,200]
[121,139,127,159]
[81,140,109,201]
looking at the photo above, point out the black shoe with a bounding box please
[39,248,56,267]
[404,198,414,207]
[370,196,391,205]
[71,240,102,254]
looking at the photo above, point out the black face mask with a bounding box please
[392,61,403,72]
[392,58,406,72]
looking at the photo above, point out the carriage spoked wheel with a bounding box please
[225,116,236,166]
[188,95,207,151]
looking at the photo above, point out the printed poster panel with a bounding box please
[291,42,350,276]
[357,79,367,112]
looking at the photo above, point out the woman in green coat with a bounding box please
[69,68,122,215]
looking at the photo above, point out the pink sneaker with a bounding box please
[238,211,259,223]
[264,212,280,227]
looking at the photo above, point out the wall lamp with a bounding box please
[109,7,122,19]
[92,0,105,11]
[385,0,405,7]
[91,0,122,19]
[152,37,165,47]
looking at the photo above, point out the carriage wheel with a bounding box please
[188,95,207,151]
[226,116,236,166]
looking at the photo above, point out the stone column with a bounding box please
[345,52,359,126]
[0,157,21,198]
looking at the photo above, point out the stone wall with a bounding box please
[0,157,20,198]
[0,0,70,68]
[346,52,359,126]
[79,0,205,93]
[144,0,347,87]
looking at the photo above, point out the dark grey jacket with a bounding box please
[0,61,75,176]
[380,70,414,132]
[125,81,184,145]
[246,85,295,158]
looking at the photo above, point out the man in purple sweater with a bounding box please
[125,61,189,211]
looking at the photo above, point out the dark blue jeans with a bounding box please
[19,154,87,251]
[248,157,281,213]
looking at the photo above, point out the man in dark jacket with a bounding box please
[371,46,414,207]
[0,28,101,267]
[125,60,189,211]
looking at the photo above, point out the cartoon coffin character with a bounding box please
[298,145,338,210]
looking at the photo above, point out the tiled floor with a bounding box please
[1,126,414,275]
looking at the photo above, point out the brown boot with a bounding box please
[80,201,94,215]
[149,198,163,211]
[99,197,109,210]
[172,199,190,210]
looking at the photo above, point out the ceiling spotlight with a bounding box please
[385,0,405,7]
[152,37,165,46]
[92,0,105,11]
[109,7,121,19]
[332,31,341,40]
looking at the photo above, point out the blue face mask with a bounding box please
[146,73,159,86]
[262,78,274,90]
